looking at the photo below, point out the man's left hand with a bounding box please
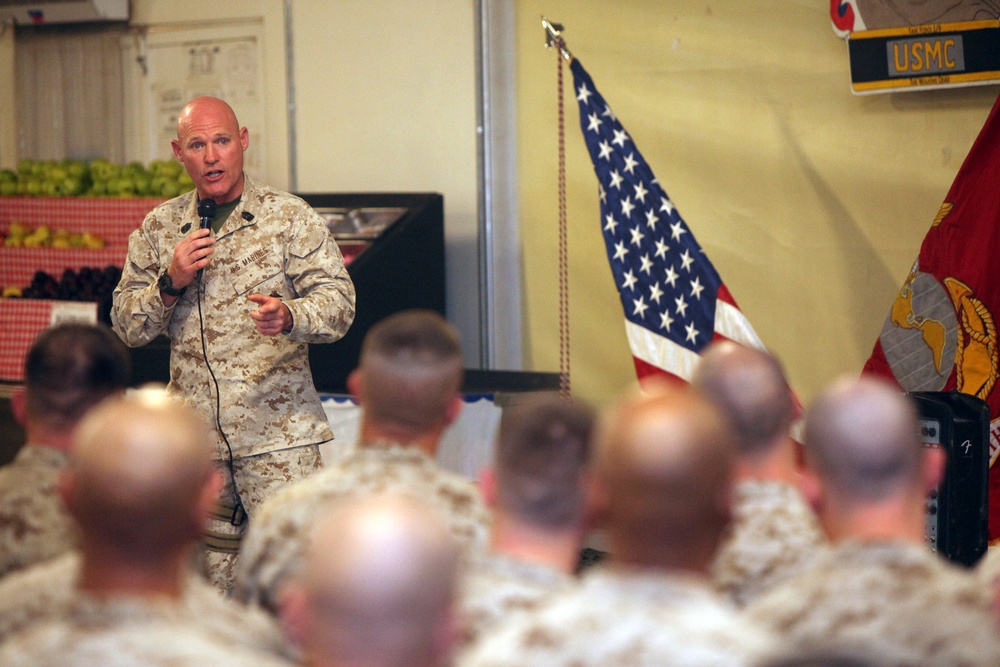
[248,294,293,336]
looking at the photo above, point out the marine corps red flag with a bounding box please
[863,91,1000,539]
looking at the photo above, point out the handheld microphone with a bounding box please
[198,198,217,230]
[196,198,216,281]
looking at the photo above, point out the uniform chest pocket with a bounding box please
[228,252,284,296]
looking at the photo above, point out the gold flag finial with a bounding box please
[542,17,572,61]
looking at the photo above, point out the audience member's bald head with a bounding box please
[805,376,921,503]
[691,342,793,458]
[23,323,130,433]
[66,387,216,556]
[296,494,459,667]
[594,382,736,568]
[494,395,595,530]
[354,310,464,435]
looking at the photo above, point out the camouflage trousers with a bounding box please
[202,444,323,595]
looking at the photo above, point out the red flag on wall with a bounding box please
[863,91,1000,539]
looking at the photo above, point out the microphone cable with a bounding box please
[194,210,247,527]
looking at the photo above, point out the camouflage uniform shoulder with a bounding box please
[0,551,78,642]
[0,445,76,577]
[459,566,774,667]
[182,571,290,659]
[235,442,489,613]
[260,441,489,545]
[458,552,574,649]
[140,189,198,233]
[0,614,294,667]
[711,478,827,607]
[746,540,1000,666]
[240,174,314,215]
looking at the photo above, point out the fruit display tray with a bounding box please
[0,197,372,383]
[0,196,162,287]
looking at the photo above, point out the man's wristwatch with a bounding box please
[157,272,186,297]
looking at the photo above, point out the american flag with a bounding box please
[571,58,766,383]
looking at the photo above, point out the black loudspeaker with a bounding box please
[910,391,990,567]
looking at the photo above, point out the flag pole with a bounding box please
[543,16,572,399]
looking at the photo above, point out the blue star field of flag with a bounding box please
[571,59,724,354]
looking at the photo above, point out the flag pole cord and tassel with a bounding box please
[544,17,573,399]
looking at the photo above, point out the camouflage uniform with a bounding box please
[457,565,775,666]
[0,594,293,667]
[111,174,355,591]
[235,440,491,613]
[457,551,574,648]
[711,478,827,607]
[745,539,1000,666]
[0,444,75,578]
[111,173,354,460]
[0,551,289,660]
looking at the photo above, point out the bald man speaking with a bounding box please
[112,96,356,592]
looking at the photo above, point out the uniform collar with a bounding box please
[189,173,261,238]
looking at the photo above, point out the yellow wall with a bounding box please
[515,0,998,406]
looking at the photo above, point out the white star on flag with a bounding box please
[680,250,694,272]
[604,213,618,234]
[674,295,688,318]
[622,269,638,291]
[664,264,679,287]
[649,282,664,304]
[645,209,659,230]
[598,140,614,161]
[621,197,636,219]
[670,220,686,242]
[587,112,603,133]
[690,277,705,300]
[634,181,648,203]
[623,152,639,174]
[628,225,644,247]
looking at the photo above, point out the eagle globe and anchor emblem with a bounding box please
[877,203,1000,470]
